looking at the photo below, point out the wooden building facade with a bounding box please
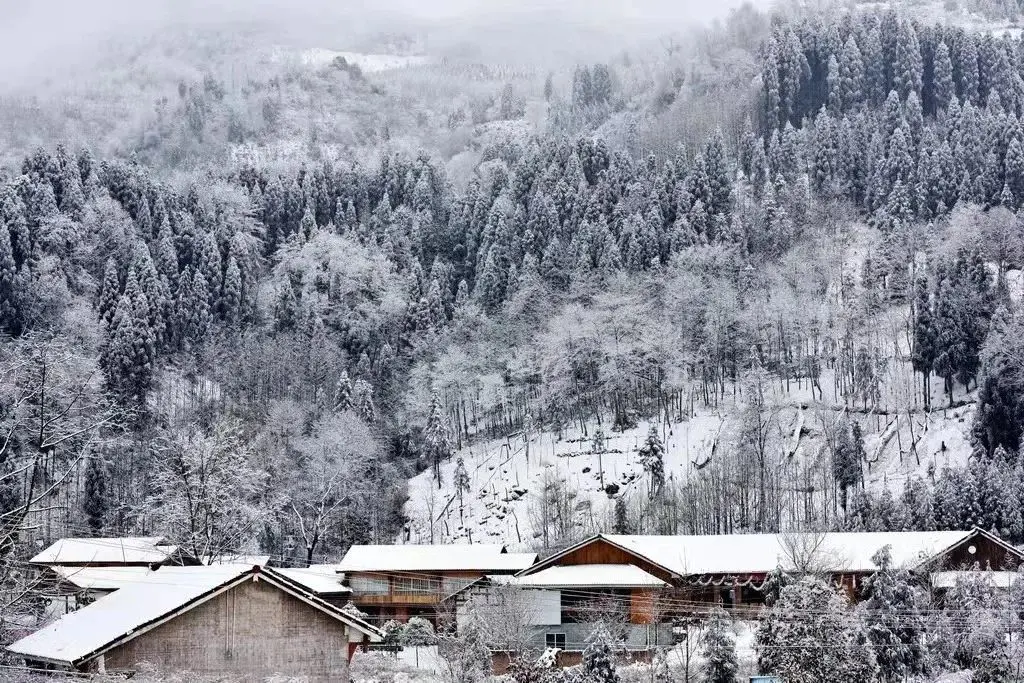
[337,544,536,625]
[8,566,382,683]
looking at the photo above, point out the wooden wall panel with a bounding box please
[544,540,676,582]
[103,578,352,682]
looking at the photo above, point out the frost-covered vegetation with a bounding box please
[2,0,1024,680]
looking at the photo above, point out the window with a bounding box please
[545,633,566,649]
[348,575,388,595]
[393,575,436,593]
[560,589,628,623]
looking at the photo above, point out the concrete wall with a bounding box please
[102,577,354,683]
[522,623,674,652]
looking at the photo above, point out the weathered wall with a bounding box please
[103,578,353,683]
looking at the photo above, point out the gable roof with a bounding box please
[338,544,537,573]
[523,530,995,578]
[30,537,183,566]
[276,566,350,595]
[511,564,668,589]
[8,565,381,668]
[47,566,160,592]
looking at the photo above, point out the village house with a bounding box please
[31,537,203,616]
[30,536,202,568]
[451,528,1023,669]
[337,543,537,625]
[8,564,382,682]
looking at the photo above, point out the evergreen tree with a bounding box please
[911,275,937,410]
[300,205,317,240]
[756,576,877,682]
[220,256,242,325]
[833,417,865,514]
[701,608,739,683]
[973,313,1024,457]
[613,497,631,533]
[97,257,121,326]
[839,36,865,111]
[959,37,980,105]
[454,456,471,515]
[933,40,955,112]
[353,379,375,423]
[859,546,927,681]
[333,370,354,413]
[894,21,924,100]
[101,271,157,404]
[424,390,452,487]
[638,426,665,499]
[583,623,619,683]
[0,222,15,326]
[83,454,109,536]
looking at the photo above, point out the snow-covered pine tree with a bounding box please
[424,390,452,487]
[582,623,619,683]
[701,608,738,683]
[352,379,376,423]
[755,575,876,682]
[402,616,436,647]
[858,545,927,681]
[454,456,471,516]
[333,370,353,413]
[638,426,665,499]
[83,453,109,536]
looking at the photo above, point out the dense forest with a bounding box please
[2,0,1024,666]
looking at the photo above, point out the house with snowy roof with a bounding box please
[31,537,204,617]
[336,543,537,624]
[7,564,381,681]
[450,528,1023,669]
[30,536,201,568]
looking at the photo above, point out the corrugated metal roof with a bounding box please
[511,564,667,588]
[9,565,251,664]
[599,531,974,575]
[276,566,350,594]
[48,566,156,591]
[30,538,177,565]
[338,544,537,572]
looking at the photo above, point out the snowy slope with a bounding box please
[270,46,431,72]
[403,393,976,549]
[402,230,1000,549]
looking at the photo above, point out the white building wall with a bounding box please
[522,588,560,625]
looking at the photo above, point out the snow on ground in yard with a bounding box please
[351,649,445,683]
[270,46,431,72]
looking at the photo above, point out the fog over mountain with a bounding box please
[0,0,773,88]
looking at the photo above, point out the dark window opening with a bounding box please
[545,633,566,649]
[560,589,629,623]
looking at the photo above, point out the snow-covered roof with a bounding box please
[48,566,156,591]
[511,564,667,588]
[8,565,381,667]
[529,531,979,577]
[338,544,537,573]
[931,571,1021,589]
[31,537,179,566]
[203,554,271,566]
[276,566,350,594]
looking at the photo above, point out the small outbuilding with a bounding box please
[8,564,382,682]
